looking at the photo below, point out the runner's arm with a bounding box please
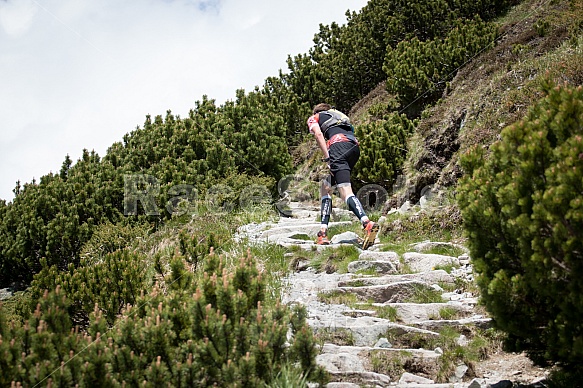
[307,115,329,160]
[311,124,329,160]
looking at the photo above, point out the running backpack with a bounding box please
[320,109,354,133]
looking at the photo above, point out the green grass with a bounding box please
[374,305,399,321]
[326,221,362,237]
[317,290,360,306]
[309,245,361,274]
[380,207,464,248]
[314,328,356,347]
[423,245,466,257]
[437,307,460,320]
[268,365,310,388]
[289,233,312,241]
[369,349,412,380]
[0,291,32,326]
[433,327,499,383]
[405,284,444,304]
[433,263,455,274]
[383,328,439,350]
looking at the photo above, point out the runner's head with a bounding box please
[313,103,332,115]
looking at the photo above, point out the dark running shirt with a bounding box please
[307,111,354,141]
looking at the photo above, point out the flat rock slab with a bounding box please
[322,344,442,360]
[335,280,435,303]
[402,252,460,273]
[411,317,493,332]
[327,371,391,387]
[316,352,367,373]
[399,372,434,384]
[338,270,454,287]
[380,302,473,323]
[347,260,399,274]
[330,231,361,245]
[358,251,399,261]
[411,241,468,254]
[395,384,464,388]
[261,221,352,239]
[278,241,358,251]
[312,317,439,347]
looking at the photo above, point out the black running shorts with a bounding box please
[327,141,360,187]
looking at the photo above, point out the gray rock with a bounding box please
[328,371,391,387]
[337,280,434,303]
[0,288,13,301]
[456,334,469,346]
[468,378,487,388]
[359,250,400,261]
[261,221,353,240]
[419,194,429,209]
[399,201,412,214]
[288,209,320,219]
[373,338,392,348]
[326,383,360,388]
[402,252,460,273]
[316,353,366,373]
[399,372,434,384]
[366,244,385,252]
[347,260,399,275]
[431,283,444,292]
[412,317,493,332]
[412,241,468,253]
[330,231,361,245]
[332,208,356,220]
[338,270,454,288]
[385,303,471,323]
[395,385,462,388]
[450,363,468,383]
[294,260,311,272]
[314,320,439,347]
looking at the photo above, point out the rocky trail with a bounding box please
[236,202,549,388]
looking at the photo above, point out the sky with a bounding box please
[0,0,369,202]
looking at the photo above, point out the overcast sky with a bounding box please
[0,0,368,201]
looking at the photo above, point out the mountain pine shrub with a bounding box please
[0,250,326,386]
[354,112,415,187]
[30,247,150,325]
[384,16,497,113]
[458,81,583,368]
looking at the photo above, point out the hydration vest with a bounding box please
[319,109,354,134]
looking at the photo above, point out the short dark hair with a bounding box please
[313,103,332,115]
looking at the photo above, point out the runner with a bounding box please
[307,103,379,249]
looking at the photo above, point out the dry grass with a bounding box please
[401,0,583,196]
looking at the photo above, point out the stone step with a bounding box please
[332,280,437,303]
[321,343,442,359]
[325,371,391,387]
[394,384,464,388]
[347,260,399,275]
[278,241,359,251]
[261,221,352,239]
[402,252,460,273]
[311,316,439,347]
[370,302,474,323]
[409,317,493,332]
[318,344,442,387]
[338,270,455,287]
[411,240,469,254]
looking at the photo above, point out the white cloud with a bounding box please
[0,0,37,36]
[0,0,369,201]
